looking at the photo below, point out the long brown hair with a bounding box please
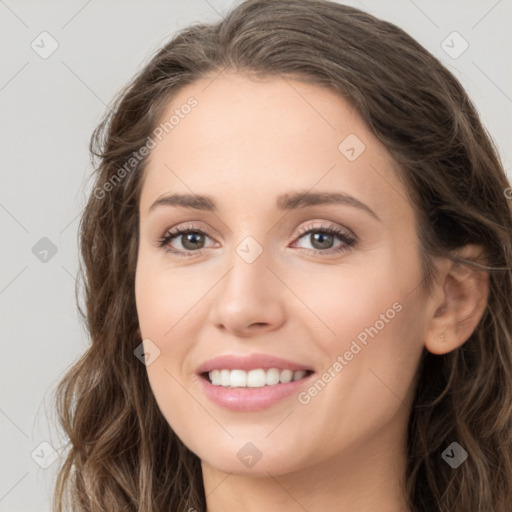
[52,1,512,510]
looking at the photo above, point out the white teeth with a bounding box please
[247,369,266,387]
[207,368,310,388]
[220,369,230,386]
[266,368,280,386]
[210,370,221,385]
[292,370,307,381]
[230,369,247,387]
[279,369,293,384]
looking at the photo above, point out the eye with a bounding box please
[157,224,216,257]
[157,222,356,258]
[291,223,356,255]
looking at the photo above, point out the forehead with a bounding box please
[139,72,409,220]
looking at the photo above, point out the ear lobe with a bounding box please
[424,244,490,355]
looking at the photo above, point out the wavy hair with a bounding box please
[52,1,512,510]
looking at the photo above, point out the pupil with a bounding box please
[312,232,333,249]
[183,233,203,250]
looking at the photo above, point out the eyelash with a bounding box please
[157,222,357,258]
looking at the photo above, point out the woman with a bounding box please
[53,1,512,511]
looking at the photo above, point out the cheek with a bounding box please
[135,257,211,340]
[293,250,425,421]
[289,256,411,351]
[293,294,425,462]
[134,257,213,392]
[135,261,204,440]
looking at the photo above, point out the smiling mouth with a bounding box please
[201,368,315,388]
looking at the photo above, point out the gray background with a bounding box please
[1,0,511,510]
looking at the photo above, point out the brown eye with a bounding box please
[180,232,206,250]
[292,224,356,255]
[309,231,335,250]
[158,226,215,257]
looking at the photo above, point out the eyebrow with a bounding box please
[148,191,380,221]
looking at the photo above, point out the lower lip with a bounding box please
[198,372,316,412]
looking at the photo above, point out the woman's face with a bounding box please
[135,72,432,477]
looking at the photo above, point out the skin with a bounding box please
[134,72,489,512]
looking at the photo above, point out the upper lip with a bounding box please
[196,354,314,374]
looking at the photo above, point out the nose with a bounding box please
[207,244,287,337]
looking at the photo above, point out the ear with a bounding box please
[424,244,490,355]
